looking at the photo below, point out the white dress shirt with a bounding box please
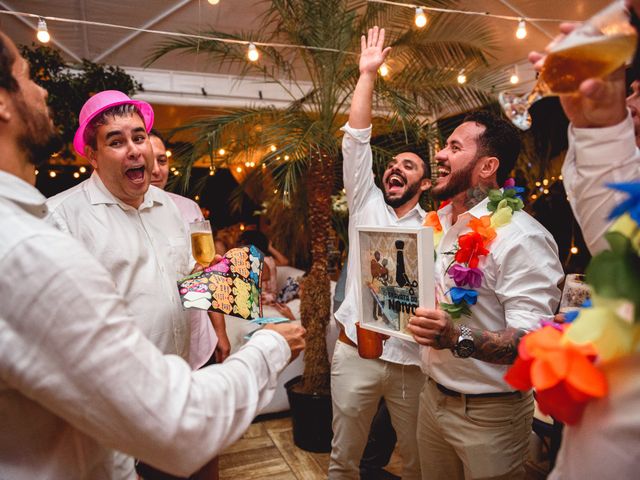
[563,112,640,255]
[0,170,291,479]
[550,114,640,479]
[421,197,563,393]
[47,173,191,360]
[166,191,217,369]
[335,123,424,367]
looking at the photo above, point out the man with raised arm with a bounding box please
[0,30,305,480]
[329,27,431,480]
[408,110,564,480]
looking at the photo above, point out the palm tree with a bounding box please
[148,0,500,395]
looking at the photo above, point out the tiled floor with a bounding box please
[219,416,549,479]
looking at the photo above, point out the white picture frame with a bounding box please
[355,226,435,342]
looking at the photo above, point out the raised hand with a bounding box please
[359,26,391,76]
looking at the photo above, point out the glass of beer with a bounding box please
[189,220,215,266]
[559,274,591,313]
[500,0,637,130]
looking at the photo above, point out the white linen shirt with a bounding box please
[166,191,217,369]
[0,170,291,479]
[421,197,563,393]
[46,173,191,360]
[335,123,424,367]
[563,111,640,255]
[550,114,640,480]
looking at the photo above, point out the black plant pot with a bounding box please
[285,375,333,453]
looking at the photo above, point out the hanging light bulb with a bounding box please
[457,70,466,84]
[49,171,56,178]
[165,150,172,158]
[510,65,519,85]
[36,18,50,44]
[73,172,80,179]
[570,246,579,254]
[218,148,226,155]
[516,19,527,39]
[270,144,277,152]
[414,7,427,28]
[378,63,390,77]
[79,166,87,173]
[247,43,260,62]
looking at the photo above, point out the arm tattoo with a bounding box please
[469,326,526,365]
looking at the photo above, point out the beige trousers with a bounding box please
[328,340,424,480]
[417,378,534,480]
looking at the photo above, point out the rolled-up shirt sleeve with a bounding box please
[492,233,563,330]
[341,123,377,213]
[563,112,640,255]
[0,232,290,477]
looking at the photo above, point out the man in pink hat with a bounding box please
[46,90,199,479]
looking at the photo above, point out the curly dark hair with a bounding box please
[463,110,521,185]
[0,33,19,92]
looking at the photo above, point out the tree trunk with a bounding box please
[298,149,335,395]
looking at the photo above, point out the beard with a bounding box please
[383,178,422,208]
[15,92,62,167]
[431,156,478,201]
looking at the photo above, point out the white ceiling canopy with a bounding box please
[0,0,611,107]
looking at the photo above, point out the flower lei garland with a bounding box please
[424,178,525,319]
[505,181,640,425]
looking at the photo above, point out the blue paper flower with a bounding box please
[450,287,478,306]
[607,181,640,224]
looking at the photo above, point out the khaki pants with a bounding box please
[328,340,424,480]
[417,378,534,480]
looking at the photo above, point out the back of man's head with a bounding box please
[463,110,521,185]
[0,33,18,93]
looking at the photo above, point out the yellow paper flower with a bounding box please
[490,206,513,228]
[565,301,640,362]
[609,213,640,253]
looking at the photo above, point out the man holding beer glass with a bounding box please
[45,90,209,479]
[527,1,640,478]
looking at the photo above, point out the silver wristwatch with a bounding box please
[452,324,475,358]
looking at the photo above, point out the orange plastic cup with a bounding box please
[355,322,389,359]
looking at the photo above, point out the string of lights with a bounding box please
[5,2,579,60]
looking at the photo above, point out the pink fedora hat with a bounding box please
[73,90,154,157]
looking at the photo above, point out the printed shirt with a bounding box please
[422,196,564,393]
[47,173,192,360]
[0,170,291,479]
[335,123,425,366]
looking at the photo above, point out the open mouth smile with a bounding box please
[125,165,146,184]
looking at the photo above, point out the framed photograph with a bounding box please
[355,226,435,342]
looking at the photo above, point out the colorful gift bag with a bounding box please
[177,245,264,320]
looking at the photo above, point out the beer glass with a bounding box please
[499,0,637,130]
[559,274,591,313]
[189,220,215,266]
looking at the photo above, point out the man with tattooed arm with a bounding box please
[408,111,564,480]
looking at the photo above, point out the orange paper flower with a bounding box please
[424,211,443,233]
[468,215,497,243]
[504,326,608,425]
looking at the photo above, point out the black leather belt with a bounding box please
[435,381,522,399]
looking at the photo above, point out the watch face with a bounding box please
[456,338,475,358]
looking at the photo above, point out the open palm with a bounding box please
[359,26,391,75]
